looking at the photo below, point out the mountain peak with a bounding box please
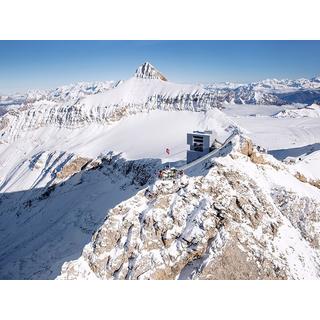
[311,75,320,82]
[134,62,167,81]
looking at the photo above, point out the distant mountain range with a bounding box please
[205,76,320,92]
[203,75,320,105]
[1,65,320,118]
[0,81,117,116]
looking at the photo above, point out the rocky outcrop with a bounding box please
[55,157,91,180]
[0,117,9,131]
[0,151,162,279]
[58,140,320,280]
[272,187,320,249]
[294,171,320,190]
[196,241,287,280]
[134,62,167,81]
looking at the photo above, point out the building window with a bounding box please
[193,135,204,152]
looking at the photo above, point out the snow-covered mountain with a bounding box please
[0,63,225,141]
[58,136,320,280]
[255,76,320,92]
[0,107,235,279]
[134,61,167,81]
[203,84,284,105]
[1,62,320,280]
[205,75,320,93]
[0,80,116,114]
[273,103,320,118]
[2,67,320,121]
[204,74,320,105]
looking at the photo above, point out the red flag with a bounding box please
[165,148,170,155]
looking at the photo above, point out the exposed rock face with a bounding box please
[0,151,162,279]
[0,63,221,142]
[295,172,320,190]
[4,63,310,145]
[55,157,91,180]
[197,242,286,280]
[134,62,168,81]
[58,139,320,280]
[239,136,253,156]
[0,117,9,131]
[271,187,320,249]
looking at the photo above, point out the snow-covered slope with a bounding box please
[0,109,233,193]
[0,153,162,279]
[0,63,221,139]
[273,103,320,118]
[58,137,320,280]
[222,104,320,154]
[2,67,320,127]
[204,84,284,105]
[1,62,320,280]
[0,106,235,279]
[0,80,116,109]
[83,77,204,106]
[292,150,320,182]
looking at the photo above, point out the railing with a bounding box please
[179,130,239,171]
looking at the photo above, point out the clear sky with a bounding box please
[1,40,320,94]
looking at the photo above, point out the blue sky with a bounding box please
[1,41,320,94]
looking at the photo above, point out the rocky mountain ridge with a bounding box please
[2,64,320,116]
[1,63,320,280]
[58,136,320,280]
[134,62,168,81]
[0,149,161,279]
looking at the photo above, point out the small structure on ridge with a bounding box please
[186,130,216,164]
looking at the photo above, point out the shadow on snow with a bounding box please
[269,143,320,161]
[0,156,161,280]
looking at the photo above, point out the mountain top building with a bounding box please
[186,130,216,163]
